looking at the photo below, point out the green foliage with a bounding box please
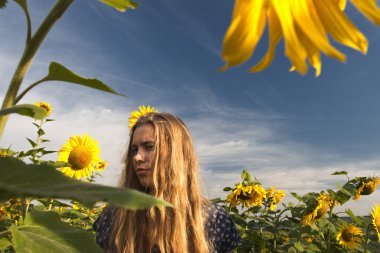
[10,211,102,253]
[43,62,126,97]
[0,0,7,9]
[222,169,380,253]
[0,157,170,209]
[98,0,139,12]
[0,104,47,120]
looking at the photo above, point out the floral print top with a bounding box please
[93,203,240,253]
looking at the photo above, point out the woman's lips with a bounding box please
[136,168,151,176]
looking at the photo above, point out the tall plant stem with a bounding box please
[0,0,73,139]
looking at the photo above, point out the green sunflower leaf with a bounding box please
[0,104,47,120]
[0,0,7,9]
[44,62,126,97]
[345,208,365,227]
[0,237,11,250]
[331,171,348,176]
[98,0,139,12]
[0,157,171,209]
[10,211,101,253]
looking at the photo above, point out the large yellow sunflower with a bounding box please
[128,105,158,129]
[372,204,380,243]
[34,101,52,117]
[301,192,333,225]
[58,135,102,180]
[336,223,363,250]
[221,0,380,76]
[353,177,380,200]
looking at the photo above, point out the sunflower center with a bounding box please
[68,146,92,171]
[341,230,353,242]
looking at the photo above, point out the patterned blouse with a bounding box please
[93,203,240,253]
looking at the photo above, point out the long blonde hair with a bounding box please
[109,112,210,253]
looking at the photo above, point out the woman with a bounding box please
[93,111,240,253]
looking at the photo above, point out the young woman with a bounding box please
[93,111,240,253]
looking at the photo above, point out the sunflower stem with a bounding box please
[363,224,371,253]
[0,0,73,139]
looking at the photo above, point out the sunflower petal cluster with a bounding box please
[58,134,104,180]
[34,101,52,117]
[301,192,334,226]
[226,183,267,208]
[353,176,380,200]
[128,105,158,129]
[266,186,285,211]
[221,0,380,76]
[336,223,363,250]
[372,204,380,242]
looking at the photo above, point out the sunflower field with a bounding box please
[214,170,380,253]
[1,0,380,253]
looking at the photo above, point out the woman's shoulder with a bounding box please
[93,205,116,249]
[203,202,241,253]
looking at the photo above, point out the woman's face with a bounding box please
[131,124,155,188]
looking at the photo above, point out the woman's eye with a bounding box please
[131,148,137,154]
[146,144,155,150]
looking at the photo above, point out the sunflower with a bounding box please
[226,183,266,208]
[34,101,52,117]
[58,135,102,180]
[97,161,108,171]
[372,204,380,243]
[353,177,380,200]
[301,192,333,225]
[0,206,9,220]
[266,187,285,211]
[128,105,158,128]
[221,0,380,76]
[336,223,363,250]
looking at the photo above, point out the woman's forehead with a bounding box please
[132,124,155,144]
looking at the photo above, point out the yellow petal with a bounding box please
[292,0,346,62]
[221,0,267,70]
[250,5,282,72]
[272,0,308,75]
[314,0,368,54]
[351,0,380,26]
[336,0,347,10]
[296,25,322,77]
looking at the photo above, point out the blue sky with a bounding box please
[1,0,380,214]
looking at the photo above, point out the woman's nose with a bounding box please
[134,151,144,163]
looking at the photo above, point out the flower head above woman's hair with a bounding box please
[372,204,380,242]
[128,105,158,129]
[221,0,380,77]
[57,134,102,180]
[353,176,380,200]
[336,223,363,249]
[34,101,52,117]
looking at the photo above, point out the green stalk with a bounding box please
[0,0,73,139]
[363,224,371,253]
